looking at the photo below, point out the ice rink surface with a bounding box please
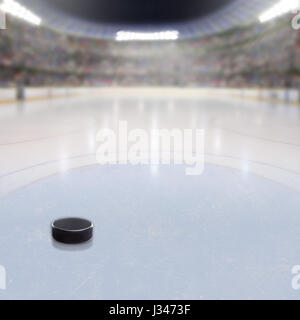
[0,90,300,299]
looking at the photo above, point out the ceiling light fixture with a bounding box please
[115,30,179,41]
[259,0,299,23]
[0,0,41,26]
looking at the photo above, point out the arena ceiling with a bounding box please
[48,0,234,24]
[18,0,276,39]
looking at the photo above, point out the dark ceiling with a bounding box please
[47,0,234,25]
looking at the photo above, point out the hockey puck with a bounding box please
[52,218,93,244]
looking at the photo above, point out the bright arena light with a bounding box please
[259,0,300,23]
[0,0,41,26]
[116,31,179,41]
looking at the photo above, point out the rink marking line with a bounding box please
[1,156,300,200]
[0,153,95,179]
[0,128,85,146]
[213,126,300,148]
[1,151,300,180]
[225,93,300,106]
[0,98,16,104]
[0,93,77,105]
[1,125,299,149]
[0,148,300,179]
[0,89,299,106]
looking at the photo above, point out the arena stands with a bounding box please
[0,14,299,88]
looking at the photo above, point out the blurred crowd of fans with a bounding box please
[0,14,299,88]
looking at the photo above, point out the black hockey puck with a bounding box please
[52,218,93,244]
